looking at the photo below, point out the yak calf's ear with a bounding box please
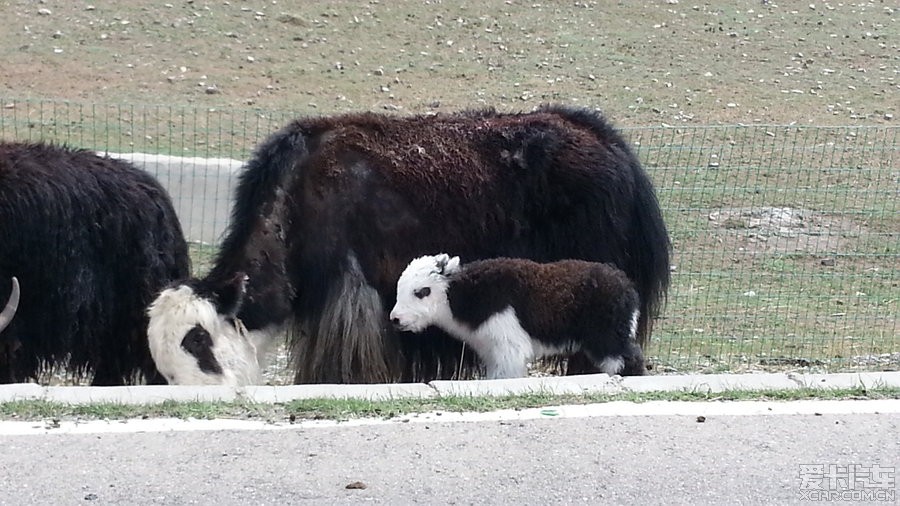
[434,253,450,274]
[444,256,461,275]
[216,272,248,316]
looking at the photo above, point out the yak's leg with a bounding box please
[565,351,602,376]
[471,307,533,379]
[580,308,645,377]
[142,366,168,385]
[90,364,127,386]
[619,308,647,376]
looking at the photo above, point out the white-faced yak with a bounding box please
[0,142,191,385]
[390,254,645,379]
[146,105,671,384]
[147,273,262,386]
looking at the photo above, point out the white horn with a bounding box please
[0,277,20,333]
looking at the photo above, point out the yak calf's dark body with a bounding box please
[450,258,645,377]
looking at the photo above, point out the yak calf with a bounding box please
[390,254,646,379]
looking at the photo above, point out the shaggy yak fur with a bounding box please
[0,142,191,385]
[390,254,645,379]
[146,104,671,384]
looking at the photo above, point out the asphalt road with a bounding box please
[1,408,898,505]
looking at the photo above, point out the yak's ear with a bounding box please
[215,272,248,316]
[444,256,461,275]
[434,253,450,274]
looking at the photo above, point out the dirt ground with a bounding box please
[1,1,896,126]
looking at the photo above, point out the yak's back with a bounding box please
[283,107,633,224]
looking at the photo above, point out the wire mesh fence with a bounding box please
[2,97,897,374]
[628,125,898,373]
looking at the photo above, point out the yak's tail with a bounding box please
[628,155,672,349]
[290,252,399,384]
[539,104,672,349]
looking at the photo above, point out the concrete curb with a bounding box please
[1,372,898,405]
[428,374,622,397]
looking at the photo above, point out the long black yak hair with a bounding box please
[0,142,190,384]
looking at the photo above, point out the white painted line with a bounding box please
[1,399,898,436]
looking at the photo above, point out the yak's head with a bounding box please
[390,254,461,333]
[146,273,261,386]
[0,277,19,334]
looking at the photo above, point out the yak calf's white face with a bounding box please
[147,284,261,386]
[390,254,460,333]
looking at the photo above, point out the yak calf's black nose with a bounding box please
[391,317,400,325]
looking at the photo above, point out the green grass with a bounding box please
[0,399,266,422]
[188,241,219,278]
[2,386,899,423]
[281,387,900,421]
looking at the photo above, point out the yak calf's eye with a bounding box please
[414,287,431,299]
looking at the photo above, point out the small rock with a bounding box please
[885,113,893,121]
[696,415,706,423]
[205,85,220,94]
[38,8,52,15]
[277,13,307,26]
[820,258,835,267]
[345,481,367,490]
[84,493,98,501]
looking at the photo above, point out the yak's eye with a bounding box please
[414,287,431,299]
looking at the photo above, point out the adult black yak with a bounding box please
[0,142,191,385]
[147,105,671,384]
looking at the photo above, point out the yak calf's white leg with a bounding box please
[471,307,533,379]
[598,356,625,376]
